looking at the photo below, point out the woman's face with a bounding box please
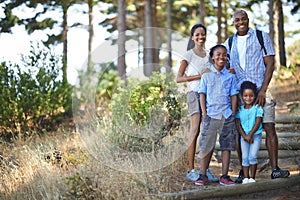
[212,47,227,70]
[192,27,206,46]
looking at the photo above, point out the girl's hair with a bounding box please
[187,24,207,50]
[240,81,258,98]
[209,44,227,58]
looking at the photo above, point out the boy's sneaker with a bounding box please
[271,166,290,179]
[186,169,199,182]
[195,174,208,186]
[234,169,244,183]
[199,169,219,182]
[219,175,235,186]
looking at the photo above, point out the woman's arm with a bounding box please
[176,60,203,83]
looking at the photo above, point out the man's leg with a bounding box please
[263,122,278,170]
[263,91,290,179]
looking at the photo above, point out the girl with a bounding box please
[236,81,264,184]
[176,24,218,182]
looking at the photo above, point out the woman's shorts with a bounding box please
[186,91,201,116]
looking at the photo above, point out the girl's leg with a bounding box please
[188,113,201,171]
[249,134,262,179]
[249,164,257,179]
[240,137,250,178]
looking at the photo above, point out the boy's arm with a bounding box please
[230,94,237,116]
[200,93,207,117]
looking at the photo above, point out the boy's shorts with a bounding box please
[199,114,236,158]
[187,91,202,116]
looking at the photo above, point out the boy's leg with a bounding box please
[221,150,231,175]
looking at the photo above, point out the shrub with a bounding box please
[0,44,72,139]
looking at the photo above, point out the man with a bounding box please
[224,9,290,183]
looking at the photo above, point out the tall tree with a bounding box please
[166,0,172,73]
[144,0,154,76]
[199,0,205,25]
[117,0,127,80]
[276,0,286,67]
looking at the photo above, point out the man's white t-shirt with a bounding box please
[237,34,249,71]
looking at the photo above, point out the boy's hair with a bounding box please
[209,44,227,58]
[240,81,258,97]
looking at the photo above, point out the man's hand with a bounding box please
[255,90,266,107]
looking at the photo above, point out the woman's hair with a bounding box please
[240,81,258,97]
[209,44,227,58]
[187,24,207,50]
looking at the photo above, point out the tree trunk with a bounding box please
[117,0,127,80]
[87,0,94,75]
[62,7,68,83]
[217,0,222,44]
[276,0,286,67]
[166,0,172,73]
[199,0,205,25]
[144,0,154,76]
[271,0,281,72]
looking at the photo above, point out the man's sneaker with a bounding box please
[234,169,244,183]
[219,175,235,186]
[186,169,199,182]
[199,169,219,182]
[271,166,290,179]
[195,174,209,186]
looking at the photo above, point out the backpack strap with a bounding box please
[228,35,233,51]
[256,30,267,55]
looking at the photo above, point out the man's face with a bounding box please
[233,12,249,36]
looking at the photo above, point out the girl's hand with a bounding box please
[244,135,253,144]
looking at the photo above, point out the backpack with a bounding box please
[228,30,267,55]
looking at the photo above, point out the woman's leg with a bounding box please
[188,113,201,170]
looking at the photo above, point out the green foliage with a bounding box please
[65,173,99,199]
[110,72,182,152]
[0,44,72,139]
[96,62,120,101]
[287,39,300,68]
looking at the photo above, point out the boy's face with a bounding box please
[212,47,227,71]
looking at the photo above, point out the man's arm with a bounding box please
[255,55,275,107]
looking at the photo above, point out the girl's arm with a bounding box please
[200,93,207,117]
[176,60,201,83]
[247,117,263,139]
[236,118,247,139]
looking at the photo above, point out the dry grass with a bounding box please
[0,122,191,200]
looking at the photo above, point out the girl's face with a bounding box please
[242,89,255,106]
[192,27,206,46]
[212,47,227,71]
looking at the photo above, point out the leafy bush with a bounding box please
[110,72,183,152]
[0,44,72,139]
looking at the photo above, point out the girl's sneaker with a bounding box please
[248,178,256,183]
[186,169,199,182]
[242,178,249,184]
